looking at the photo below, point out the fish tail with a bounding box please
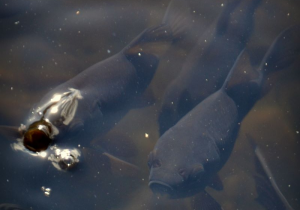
[257,24,300,81]
[217,0,262,43]
[223,24,300,93]
[222,25,300,118]
[123,0,194,58]
[161,0,194,42]
[122,0,194,89]
[246,134,294,210]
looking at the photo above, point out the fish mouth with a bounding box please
[149,180,174,196]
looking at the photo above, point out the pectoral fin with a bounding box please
[103,152,139,177]
[82,147,139,177]
[91,131,138,158]
[191,191,222,210]
[247,134,294,210]
[0,125,22,140]
[209,174,223,191]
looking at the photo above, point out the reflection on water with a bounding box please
[0,0,299,209]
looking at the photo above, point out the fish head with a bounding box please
[148,146,208,198]
[18,88,83,153]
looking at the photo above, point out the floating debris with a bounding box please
[41,186,51,197]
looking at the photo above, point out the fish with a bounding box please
[248,135,295,210]
[0,203,24,210]
[158,0,262,136]
[0,0,194,171]
[147,24,300,209]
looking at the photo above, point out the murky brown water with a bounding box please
[0,0,299,209]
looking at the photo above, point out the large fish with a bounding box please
[148,25,300,209]
[0,0,193,171]
[248,135,295,210]
[158,0,262,135]
[0,203,24,210]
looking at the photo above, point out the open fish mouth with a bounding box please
[149,180,174,196]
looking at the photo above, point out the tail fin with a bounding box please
[247,134,294,210]
[123,0,194,57]
[223,24,300,94]
[123,0,194,90]
[222,25,300,119]
[258,24,300,73]
[162,0,193,41]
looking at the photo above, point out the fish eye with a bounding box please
[147,152,153,168]
[178,168,189,180]
[147,151,161,168]
[23,129,51,152]
[190,164,204,179]
[178,168,186,177]
[152,159,161,168]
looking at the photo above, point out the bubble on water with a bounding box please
[48,146,80,171]
[41,186,51,197]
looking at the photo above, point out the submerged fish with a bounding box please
[0,0,193,171]
[148,25,300,209]
[248,135,295,210]
[0,203,23,210]
[158,0,262,135]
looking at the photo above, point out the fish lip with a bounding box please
[148,180,174,191]
[149,180,175,198]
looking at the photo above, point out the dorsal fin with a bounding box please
[0,125,22,140]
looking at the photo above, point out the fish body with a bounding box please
[150,90,239,198]
[1,0,195,170]
[158,0,262,135]
[148,25,300,208]
[22,52,144,150]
